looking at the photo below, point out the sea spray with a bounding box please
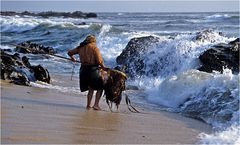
[119,30,234,78]
[1,12,239,144]
[135,69,239,144]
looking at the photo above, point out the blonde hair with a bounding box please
[85,35,96,43]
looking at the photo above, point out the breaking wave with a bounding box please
[126,30,239,144]
[127,30,234,78]
[206,14,231,19]
[0,15,116,33]
[1,13,239,144]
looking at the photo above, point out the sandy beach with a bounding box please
[1,80,212,144]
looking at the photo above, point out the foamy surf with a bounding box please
[199,111,240,145]
[30,81,80,95]
[1,12,239,144]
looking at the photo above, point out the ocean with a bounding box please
[0,12,239,144]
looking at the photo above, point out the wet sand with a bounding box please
[1,80,212,144]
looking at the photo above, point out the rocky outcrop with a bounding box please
[198,38,239,73]
[116,33,239,78]
[15,41,56,54]
[1,50,51,86]
[116,36,159,77]
[85,13,97,18]
[0,11,97,18]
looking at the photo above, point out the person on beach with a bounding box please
[68,35,105,110]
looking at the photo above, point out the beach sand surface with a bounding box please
[1,80,212,144]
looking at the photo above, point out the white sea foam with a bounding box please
[126,30,234,78]
[0,16,39,32]
[199,111,240,145]
[0,45,13,50]
[134,68,239,144]
[126,31,238,144]
[96,25,161,65]
[117,13,123,16]
[199,124,240,145]
[30,81,80,95]
[1,13,239,145]
[206,14,230,19]
[133,69,238,108]
[0,16,90,33]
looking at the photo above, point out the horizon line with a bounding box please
[1,10,239,13]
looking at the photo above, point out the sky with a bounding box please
[0,0,239,12]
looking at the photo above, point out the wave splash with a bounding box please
[124,30,232,78]
[1,13,239,145]
[125,30,239,144]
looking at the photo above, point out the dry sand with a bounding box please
[1,80,212,144]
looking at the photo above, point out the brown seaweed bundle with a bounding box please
[102,68,127,111]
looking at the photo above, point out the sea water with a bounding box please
[1,12,239,144]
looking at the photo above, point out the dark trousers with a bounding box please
[79,65,103,92]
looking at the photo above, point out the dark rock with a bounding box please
[86,13,97,18]
[10,71,30,86]
[1,52,17,66]
[32,65,51,84]
[117,36,158,64]
[1,49,51,86]
[116,36,159,77]
[22,56,31,68]
[229,38,239,45]
[15,41,56,55]
[0,11,97,19]
[1,49,12,52]
[0,11,16,16]
[71,11,84,18]
[198,38,239,73]
[22,11,31,15]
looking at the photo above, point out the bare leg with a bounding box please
[93,90,103,110]
[86,87,94,109]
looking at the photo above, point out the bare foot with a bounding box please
[86,106,92,110]
[93,106,101,111]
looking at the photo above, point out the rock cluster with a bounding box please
[15,41,56,54]
[0,11,97,18]
[1,50,51,86]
